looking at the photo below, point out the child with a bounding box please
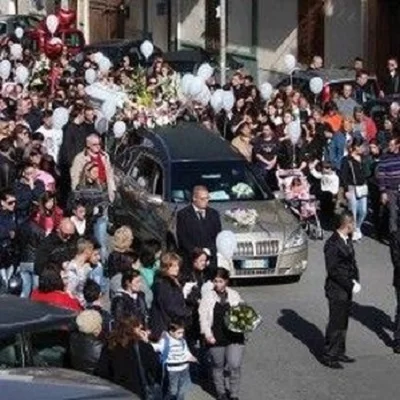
[152,320,196,400]
[139,238,162,289]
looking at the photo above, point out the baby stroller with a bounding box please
[276,169,323,240]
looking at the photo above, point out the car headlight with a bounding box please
[284,226,307,249]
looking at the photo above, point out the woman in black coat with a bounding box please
[150,252,190,339]
[97,316,161,399]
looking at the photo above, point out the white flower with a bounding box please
[225,208,258,227]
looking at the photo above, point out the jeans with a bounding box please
[88,263,108,294]
[209,344,244,398]
[347,191,367,230]
[93,215,109,263]
[167,367,192,400]
[19,262,38,298]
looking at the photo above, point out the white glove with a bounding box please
[183,282,197,299]
[352,280,361,294]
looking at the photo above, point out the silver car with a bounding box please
[112,123,308,280]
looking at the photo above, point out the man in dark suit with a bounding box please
[322,211,361,369]
[380,57,400,97]
[176,185,221,275]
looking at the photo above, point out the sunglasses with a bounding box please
[6,200,16,205]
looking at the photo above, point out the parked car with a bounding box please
[73,39,163,68]
[0,14,41,39]
[163,47,244,75]
[0,295,76,369]
[275,68,379,104]
[0,367,137,399]
[111,123,308,280]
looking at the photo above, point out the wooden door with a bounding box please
[89,0,124,43]
[374,0,400,79]
[298,0,325,65]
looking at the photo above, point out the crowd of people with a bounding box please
[1,21,400,398]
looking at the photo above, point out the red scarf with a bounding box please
[90,154,107,184]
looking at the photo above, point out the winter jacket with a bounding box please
[0,153,16,190]
[111,289,148,325]
[14,180,45,224]
[70,331,103,375]
[150,276,190,339]
[70,150,116,202]
[34,232,77,276]
[199,287,242,339]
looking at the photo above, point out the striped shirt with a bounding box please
[377,153,400,192]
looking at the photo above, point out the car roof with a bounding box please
[149,122,244,163]
[0,295,76,338]
[0,368,137,400]
[291,68,376,83]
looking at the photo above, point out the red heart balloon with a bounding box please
[44,37,63,60]
[57,8,76,28]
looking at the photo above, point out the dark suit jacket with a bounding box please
[324,231,360,301]
[382,72,400,96]
[176,205,222,266]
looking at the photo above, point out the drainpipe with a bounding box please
[220,0,226,85]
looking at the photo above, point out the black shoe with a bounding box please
[217,395,229,400]
[393,347,400,354]
[230,398,239,400]
[337,355,356,363]
[321,357,344,369]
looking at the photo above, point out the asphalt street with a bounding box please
[190,234,400,400]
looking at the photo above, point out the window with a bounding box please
[0,335,25,368]
[171,161,272,202]
[63,32,84,48]
[0,23,7,36]
[132,154,164,196]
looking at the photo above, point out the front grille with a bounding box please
[234,268,276,277]
[234,240,279,257]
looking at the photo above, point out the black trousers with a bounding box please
[394,288,400,346]
[324,299,351,359]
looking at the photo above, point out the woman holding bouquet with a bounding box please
[199,268,244,400]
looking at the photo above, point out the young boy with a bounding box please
[83,279,113,334]
[152,320,196,400]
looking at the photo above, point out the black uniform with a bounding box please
[323,231,359,360]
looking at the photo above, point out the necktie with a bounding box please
[197,211,204,220]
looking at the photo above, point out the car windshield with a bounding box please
[171,161,271,202]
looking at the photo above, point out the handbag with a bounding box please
[134,342,162,400]
[348,160,368,199]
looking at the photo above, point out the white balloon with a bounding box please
[98,56,112,72]
[216,231,238,260]
[93,52,103,64]
[210,89,224,113]
[85,68,97,85]
[197,63,214,81]
[0,60,11,80]
[102,101,117,121]
[310,76,324,94]
[222,90,235,112]
[284,54,296,71]
[46,14,59,35]
[140,40,154,60]
[181,73,194,96]
[197,85,211,106]
[14,27,24,39]
[260,82,273,101]
[95,117,108,135]
[113,121,126,139]
[10,43,22,60]
[15,65,29,84]
[53,107,69,129]
[288,120,301,145]
[188,76,205,98]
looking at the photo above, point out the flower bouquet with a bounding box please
[225,304,262,333]
[225,208,258,227]
[232,183,254,199]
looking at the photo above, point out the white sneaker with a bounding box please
[352,229,362,242]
